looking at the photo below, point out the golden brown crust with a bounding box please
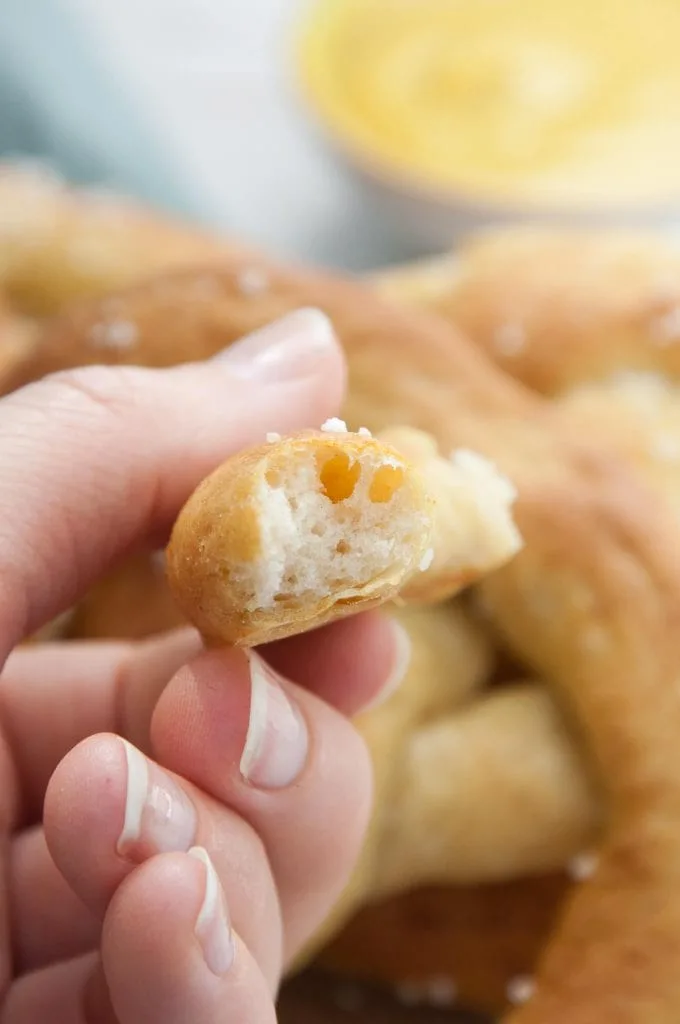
[66,553,186,641]
[298,602,599,978]
[10,252,530,420]
[319,875,569,1018]
[0,305,40,395]
[166,431,434,646]
[372,228,680,397]
[0,162,240,318]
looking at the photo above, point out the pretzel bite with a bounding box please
[166,428,435,646]
[381,426,522,602]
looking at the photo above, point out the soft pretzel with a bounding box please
[166,426,520,646]
[374,232,680,1020]
[299,602,600,981]
[378,427,521,603]
[320,875,570,1018]
[0,302,39,395]
[167,429,434,646]
[372,227,680,397]
[65,552,186,641]
[24,248,680,1020]
[0,162,236,318]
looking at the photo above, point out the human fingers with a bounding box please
[4,853,276,1024]
[0,952,98,1024]
[100,850,275,1024]
[151,649,373,959]
[264,610,410,717]
[0,630,201,823]
[3,604,401,826]
[0,308,344,660]
[44,735,283,985]
[9,827,99,973]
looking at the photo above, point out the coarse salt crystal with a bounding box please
[90,320,138,351]
[266,432,282,443]
[507,975,535,1006]
[423,976,458,1007]
[567,850,599,881]
[357,426,372,437]
[321,417,348,433]
[237,267,269,296]
[419,548,434,571]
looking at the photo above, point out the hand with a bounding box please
[0,310,408,1022]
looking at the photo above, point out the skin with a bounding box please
[0,312,402,1022]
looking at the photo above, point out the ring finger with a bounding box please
[44,734,284,987]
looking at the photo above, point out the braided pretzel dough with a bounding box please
[166,428,520,646]
[0,301,38,396]
[167,429,435,646]
[0,163,236,317]
[320,875,569,1018]
[372,228,680,397]
[18,242,680,1020]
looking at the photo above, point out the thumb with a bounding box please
[0,308,344,658]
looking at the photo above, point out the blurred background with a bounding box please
[4,0,679,272]
[0,0,403,269]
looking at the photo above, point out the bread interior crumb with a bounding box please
[233,446,426,610]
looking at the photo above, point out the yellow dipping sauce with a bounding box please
[297,0,680,207]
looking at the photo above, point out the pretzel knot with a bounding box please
[5,163,680,1021]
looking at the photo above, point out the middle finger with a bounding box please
[43,734,284,987]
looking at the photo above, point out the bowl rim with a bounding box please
[289,1,680,224]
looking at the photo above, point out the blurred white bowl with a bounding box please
[295,103,680,254]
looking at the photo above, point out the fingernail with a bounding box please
[188,846,235,976]
[215,308,337,382]
[240,651,309,789]
[362,618,412,712]
[117,740,197,861]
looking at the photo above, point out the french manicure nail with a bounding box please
[117,740,197,861]
[240,652,309,789]
[362,618,412,712]
[188,846,235,976]
[215,308,337,382]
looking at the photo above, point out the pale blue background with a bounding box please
[0,0,408,269]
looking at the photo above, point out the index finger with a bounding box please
[0,308,343,661]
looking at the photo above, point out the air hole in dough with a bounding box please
[319,453,362,503]
[369,464,405,503]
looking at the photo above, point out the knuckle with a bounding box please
[41,364,147,425]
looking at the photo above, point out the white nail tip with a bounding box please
[239,651,270,781]
[118,739,149,851]
[188,847,220,932]
[239,651,308,789]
